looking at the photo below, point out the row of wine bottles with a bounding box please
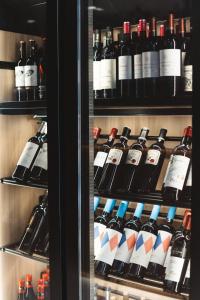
[15,38,47,101]
[94,126,192,204]
[94,198,191,295]
[12,121,48,183]
[17,271,50,300]
[93,14,192,99]
[18,192,49,257]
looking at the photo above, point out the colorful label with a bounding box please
[118,55,132,80]
[101,59,116,89]
[24,65,38,87]
[34,143,48,170]
[93,61,101,90]
[106,149,123,166]
[126,149,142,166]
[145,149,160,166]
[94,151,108,168]
[15,66,25,87]
[17,142,39,168]
[142,51,159,78]
[160,49,181,77]
[94,222,107,257]
[184,65,193,92]
[149,230,172,266]
[165,256,185,282]
[134,54,142,79]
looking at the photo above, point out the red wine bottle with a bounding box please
[184,43,193,95]
[126,205,160,279]
[94,128,118,189]
[135,128,167,193]
[159,13,181,97]
[12,121,47,182]
[95,201,129,276]
[93,29,102,99]
[164,210,191,293]
[98,127,131,193]
[146,207,176,280]
[15,41,26,102]
[94,196,101,217]
[110,203,144,276]
[25,274,36,300]
[116,127,149,193]
[118,21,133,98]
[162,126,192,204]
[17,279,25,300]
[38,38,47,100]
[25,40,38,101]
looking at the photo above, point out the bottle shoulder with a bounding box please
[141,221,158,234]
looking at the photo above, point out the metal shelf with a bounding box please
[0,100,47,115]
[1,177,48,190]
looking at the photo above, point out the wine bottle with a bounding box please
[17,279,25,300]
[38,38,47,100]
[98,127,131,193]
[142,17,159,98]
[12,121,47,182]
[146,207,176,280]
[116,127,149,193]
[15,41,26,102]
[94,128,118,189]
[25,274,36,300]
[25,40,38,101]
[182,164,192,202]
[95,201,129,276]
[182,259,190,293]
[118,21,133,98]
[135,128,167,193]
[179,17,188,76]
[163,126,192,203]
[94,198,116,257]
[93,29,102,99]
[94,196,101,217]
[110,203,144,276]
[184,44,193,95]
[42,273,50,300]
[101,27,117,99]
[126,205,160,279]
[34,208,49,257]
[159,13,181,97]
[164,210,191,293]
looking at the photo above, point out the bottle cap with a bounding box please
[18,279,25,287]
[184,126,192,138]
[26,274,32,282]
[109,128,118,140]
[158,128,167,140]
[139,127,149,140]
[123,21,131,34]
[185,213,191,231]
[183,209,192,229]
[139,19,147,32]
[134,203,144,219]
[104,199,116,213]
[121,127,131,140]
[94,197,101,212]
[167,207,176,221]
[117,201,129,218]
[93,127,101,139]
[150,205,160,221]
[160,24,165,37]
[42,273,49,281]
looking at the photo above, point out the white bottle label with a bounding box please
[134,54,142,79]
[163,155,173,184]
[15,66,25,87]
[160,49,181,77]
[164,155,190,190]
[145,149,161,166]
[114,228,138,263]
[126,149,142,166]
[101,59,116,89]
[33,143,48,170]
[149,231,172,266]
[186,166,192,187]
[106,149,123,166]
[24,65,38,87]
[93,61,102,90]
[118,55,132,80]
[130,231,157,269]
[94,222,107,257]
[95,228,122,266]
[94,151,108,168]
[184,65,193,92]
[185,260,190,279]
[17,142,39,168]
[142,51,159,78]
[164,246,172,269]
[165,256,185,282]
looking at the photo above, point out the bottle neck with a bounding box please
[120,136,128,145]
[181,136,192,146]
[157,137,165,144]
[20,44,26,59]
[137,137,146,145]
[166,218,174,224]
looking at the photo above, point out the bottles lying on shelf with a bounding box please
[17,279,25,300]
[38,38,47,101]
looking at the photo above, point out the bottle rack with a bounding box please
[1,177,48,190]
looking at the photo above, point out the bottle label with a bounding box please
[130,231,157,269]
[94,151,108,168]
[160,49,181,77]
[114,228,138,263]
[95,228,122,266]
[106,149,123,166]
[24,65,38,87]
[184,65,193,92]
[142,51,159,78]
[149,230,172,266]
[17,142,39,168]
[101,59,116,89]
[15,66,25,87]
[165,256,185,282]
[164,246,172,269]
[93,61,102,90]
[118,55,132,80]
[185,260,190,279]
[163,155,173,184]
[186,166,192,187]
[164,155,190,190]
[145,149,160,166]
[126,149,142,166]
[134,54,142,79]
[33,143,48,170]
[94,222,107,257]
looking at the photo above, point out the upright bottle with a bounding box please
[135,128,167,193]
[38,38,47,100]
[93,29,102,99]
[94,196,101,217]
[94,128,118,188]
[159,13,181,97]
[101,27,117,98]
[98,127,131,193]
[95,201,129,276]
[15,41,26,101]
[163,126,192,203]
[116,128,149,193]
[25,274,36,300]
[179,17,188,79]
[147,207,176,280]
[184,43,193,95]
[164,210,191,293]
[111,203,144,276]
[94,198,116,257]
[118,21,133,98]
[17,279,25,300]
[25,40,38,101]
[12,121,47,181]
